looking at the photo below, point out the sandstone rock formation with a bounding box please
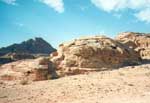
[51,36,141,75]
[116,32,150,59]
[0,57,58,81]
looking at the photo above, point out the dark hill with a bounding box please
[0,37,56,56]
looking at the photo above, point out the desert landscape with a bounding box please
[1,63,150,103]
[0,32,150,103]
[1,0,150,102]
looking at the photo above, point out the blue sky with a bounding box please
[0,0,150,48]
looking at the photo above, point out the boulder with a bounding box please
[116,32,150,59]
[0,57,58,81]
[51,36,141,75]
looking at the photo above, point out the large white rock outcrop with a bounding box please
[51,36,141,75]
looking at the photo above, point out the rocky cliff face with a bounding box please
[116,32,150,59]
[0,37,56,56]
[51,36,141,75]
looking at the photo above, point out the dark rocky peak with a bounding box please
[0,37,56,56]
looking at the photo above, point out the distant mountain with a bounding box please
[0,37,56,56]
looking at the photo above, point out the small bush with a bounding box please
[20,79,28,85]
[145,72,150,77]
[118,72,125,76]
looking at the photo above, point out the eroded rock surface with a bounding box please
[0,57,58,81]
[116,32,150,59]
[51,36,141,75]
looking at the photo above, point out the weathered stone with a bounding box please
[51,36,141,75]
[0,57,58,81]
[116,32,150,59]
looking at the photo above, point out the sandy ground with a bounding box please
[0,64,150,103]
